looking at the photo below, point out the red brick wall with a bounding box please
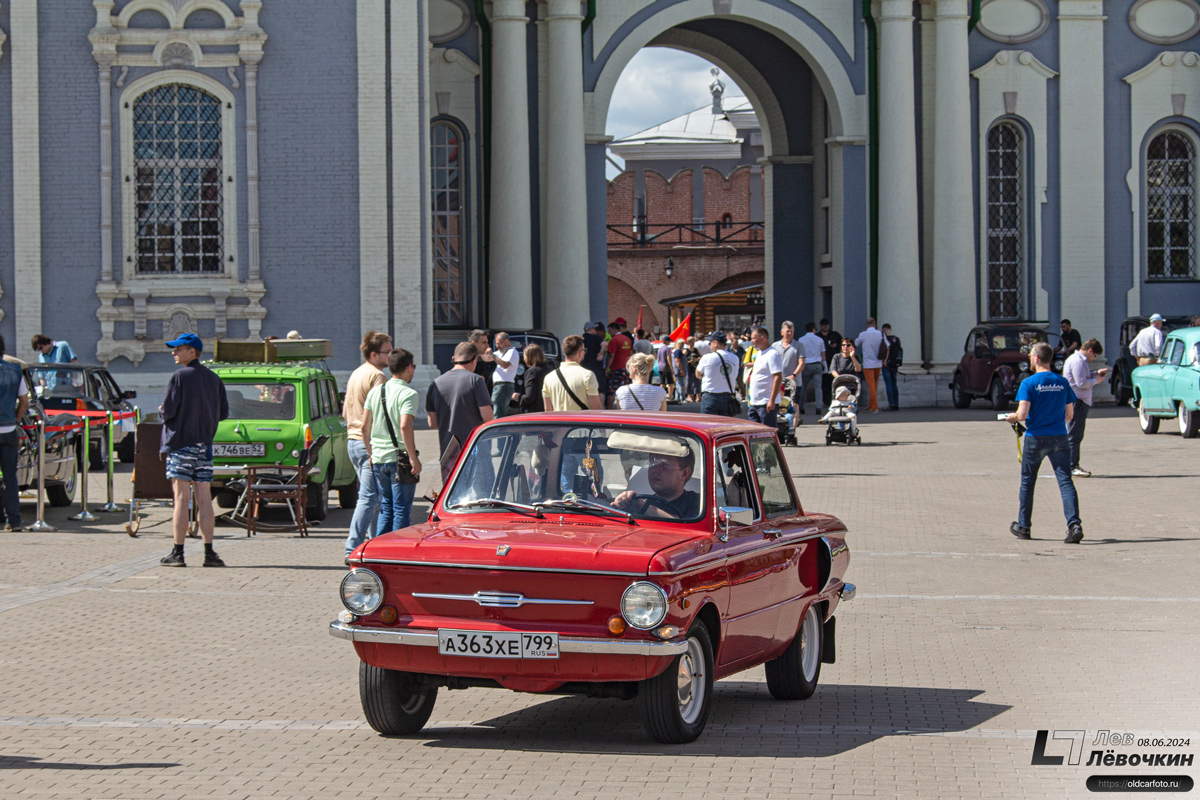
[606,171,636,245]
[645,169,693,225]
[703,165,753,224]
[608,276,661,333]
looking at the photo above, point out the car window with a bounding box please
[749,440,797,517]
[327,379,342,415]
[307,381,320,420]
[1166,340,1184,367]
[225,383,298,420]
[99,372,122,402]
[318,379,335,418]
[716,443,760,519]
[29,367,85,397]
[970,331,988,353]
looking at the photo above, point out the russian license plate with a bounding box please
[213,442,266,457]
[437,629,559,659]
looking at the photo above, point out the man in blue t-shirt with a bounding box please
[1004,342,1083,543]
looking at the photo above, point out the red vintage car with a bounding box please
[331,412,855,743]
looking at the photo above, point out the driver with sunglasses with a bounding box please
[611,450,700,520]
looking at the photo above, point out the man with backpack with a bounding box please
[543,335,602,411]
[854,317,887,413]
[881,323,903,411]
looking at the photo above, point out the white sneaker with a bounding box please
[1071,467,1091,478]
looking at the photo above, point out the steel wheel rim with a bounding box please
[801,606,820,681]
[1179,406,1190,434]
[676,637,705,725]
[1139,402,1151,429]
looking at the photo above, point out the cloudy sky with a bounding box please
[605,47,745,177]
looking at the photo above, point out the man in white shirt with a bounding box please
[797,322,827,416]
[1063,338,1108,478]
[1130,314,1166,365]
[491,332,518,418]
[747,326,783,427]
[854,317,887,413]
[696,334,741,416]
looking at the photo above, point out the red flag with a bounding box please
[668,312,691,342]
[636,306,643,332]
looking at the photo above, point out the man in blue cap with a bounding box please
[159,333,229,567]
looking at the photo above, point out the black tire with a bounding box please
[306,475,330,521]
[989,379,1009,412]
[46,454,78,508]
[117,433,136,463]
[358,662,438,736]
[338,476,359,509]
[1138,399,1160,435]
[88,438,108,472]
[765,604,823,700]
[638,623,714,744]
[951,374,971,409]
[1112,368,1133,406]
[215,489,239,509]
[1178,403,1199,439]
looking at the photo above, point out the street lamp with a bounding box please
[665,257,674,278]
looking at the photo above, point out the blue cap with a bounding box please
[166,332,203,352]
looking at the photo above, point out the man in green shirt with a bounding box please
[361,348,421,535]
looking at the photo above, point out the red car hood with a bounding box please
[359,517,709,575]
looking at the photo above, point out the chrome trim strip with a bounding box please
[361,558,643,577]
[328,621,686,656]
[647,530,829,577]
[840,583,856,601]
[412,591,593,608]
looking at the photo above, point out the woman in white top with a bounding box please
[615,353,668,411]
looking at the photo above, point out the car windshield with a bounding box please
[442,423,706,523]
[991,330,1046,353]
[223,382,298,420]
[29,367,90,397]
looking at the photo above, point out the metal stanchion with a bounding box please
[29,418,56,532]
[97,411,123,512]
[69,417,96,522]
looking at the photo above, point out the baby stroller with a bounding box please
[821,374,861,446]
[776,378,798,446]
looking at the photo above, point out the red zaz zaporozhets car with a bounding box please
[331,411,855,743]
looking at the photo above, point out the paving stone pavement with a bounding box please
[0,407,1197,799]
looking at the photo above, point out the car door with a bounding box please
[1161,338,1185,410]
[966,330,994,393]
[1171,337,1200,406]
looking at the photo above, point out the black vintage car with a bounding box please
[506,330,561,398]
[26,363,137,469]
[1109,315,1194,405]
[2,357,83,507]
[950,324,1064,411]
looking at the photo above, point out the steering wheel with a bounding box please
[631,494,679,517]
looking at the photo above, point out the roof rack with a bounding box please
[210,339,333,364]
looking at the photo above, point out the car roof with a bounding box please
[482,411,773,439]
[1165,326,1200,343]
[24,363,99,371]
[974,323,1048,332]
[208,362,332,380]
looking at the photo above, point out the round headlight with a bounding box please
[621,582,668,630]
[1018,361,1029,372]
[340,569,383,615]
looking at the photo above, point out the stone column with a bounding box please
[930,0,976,365]
[489,0,534,330]
[876,0,922,360]
[543,0,591,339]
[10,0,42,347]
[1057,0,1105,345]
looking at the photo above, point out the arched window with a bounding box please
[133,84,223,273]
[1147,130,1195,280]
[721,213,733,229]
[432,121,466,326]
[985,121,1025,319]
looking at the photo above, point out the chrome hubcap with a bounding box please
[676,638,705,725]
[1180,407,1190,433]
[801,607,820,680]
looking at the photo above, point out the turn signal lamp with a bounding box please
[607,616,627,636]
[304,424,313,448]
[379,605,398,625]
[652,625,679,640]
[75,399,87,411]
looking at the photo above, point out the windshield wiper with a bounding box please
[538,499,636,525]
[448,498,543,518]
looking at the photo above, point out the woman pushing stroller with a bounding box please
[823,339,864,445]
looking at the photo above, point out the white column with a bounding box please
[876,0,922,360]
[930,0,976,365]
[489,0,534,330]
[11,0,41,347]
[1058,0,1106,344]
[543,0,590,339]
[357,0,389,335]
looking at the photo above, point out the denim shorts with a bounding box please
[165,443,214,483]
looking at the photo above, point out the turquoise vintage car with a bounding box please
[1131,327,1200,438]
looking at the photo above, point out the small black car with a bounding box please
[26,363,137,469]
[1109,315,1193,405]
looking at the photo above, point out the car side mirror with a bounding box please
[974,345,990,359]
[717,506,753,542]
[122,389,137,399]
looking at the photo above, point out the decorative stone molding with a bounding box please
[88,0,268,366]
[430,0,473,44]
[0,3,6,63]
[1130,0,1200,46]
[977,0,1050,45]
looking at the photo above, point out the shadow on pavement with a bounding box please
[1083,536,1200,545]
[416,683,1010,757]
[0,755,179,771]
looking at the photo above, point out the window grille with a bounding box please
[1147,131,1196,280]
[432,122,465,326]
[986,122,1024,319]
[133,84,223,274]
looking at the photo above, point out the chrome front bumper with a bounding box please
[329,620,688,656]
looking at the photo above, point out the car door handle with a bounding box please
[763,528,782,540]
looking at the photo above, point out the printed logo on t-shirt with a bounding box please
[1035,383,1065,393]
